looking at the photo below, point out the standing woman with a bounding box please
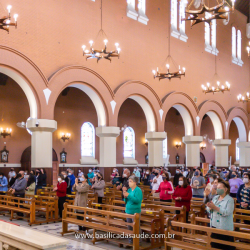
[229,171,243,198]
[91,172,105,204]
[35,169,43,194]
[87,168,94,186]
[123,176,143,245]
[153,173,173,202]
[0,173,8,192]
[237,172,250,224]
[53,174,67,218]
[206,181,235,250]
[73,174,89,232]
[40,168,47,187]
[172,176,192,222]
[25,174,36,195]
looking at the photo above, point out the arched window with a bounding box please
[81,122,95,157]
[163,138,168,159]
[123,127,135,158]
[236,138,240,161]
[232,27,244,66]
[205,13,218,55]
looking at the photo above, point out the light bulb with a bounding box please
[10,128,12,132]
[183,67,185,72]
[96,52,100,56]
[157,67,159,72]
[6,128,8,132]
[179,65,180,70]
[89,40,93,46]
[242,96,245,100]
[166,64,169,69]
[14,14,18,22]
[104,39,108,45]
[224,6,229,11]
[115,43,119,47]
[217,81,220,86]
[84,50,89,53]
[179,142,181,145]
[152,70,156,75]
[247,92,249,97]
[201,84,204,89]
[212,87,215,91]
[117,48,121,53]
[221,85,225,89]
[7,5,12,13]
[6,19,10,24]
[82,45,86,50]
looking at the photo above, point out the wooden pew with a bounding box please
[61,203,140,249]
[0,195,36,225]
[25,194,59,224]
[165,219,250,250]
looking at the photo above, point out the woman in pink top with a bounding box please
[153,173,174,202]
[229,171,243,198]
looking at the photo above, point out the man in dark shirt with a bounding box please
[9,171,27,217]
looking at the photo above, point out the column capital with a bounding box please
[213,139,231,147]
[237,142,250,148]
[27,119,57,133]
[96,126,120,138]
[145,132,166,141]
[182,136,203,144]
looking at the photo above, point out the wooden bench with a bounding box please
[165,219,250,250]
[61,203,140,249]
[0,195,36,225]
[25,194,59,224]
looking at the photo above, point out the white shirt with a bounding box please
[183,171,188,177]
[152,175,163,190]
[8,171,16,181]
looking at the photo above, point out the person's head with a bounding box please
[176,168,180,174]
[231,171,237,179]
[78,169,82,173]
[36,169,40,175]
[89,168,93,173]
[243,173,250,184]
[231,165,236,172]
[113,168,117,173]
[79,173,88,182]
[68,169,73,176]
[162,172,169,182]
[128,175,138,189]
[61,171,67,179]
[145,169,150,175]
[58,173,64,182]
[209,174,217,184]
[40,168,44,174]
[0,173,3,179]
[178,176,188,188]
[30,170,34,176]
[194,169,200,176]
[123,168,130,178]
[10,168,14,172]
[18,171,24,178]
[217,181,230,196]
[154,169,159,176]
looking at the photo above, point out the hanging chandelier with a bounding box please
[182,0,235,27]
[201,55,230,94]
[0,5,18,33]
[81,0,120,62]
[152,16,186,81]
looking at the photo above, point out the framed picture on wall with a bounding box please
[60,148,67,163]
[1,146,9,163]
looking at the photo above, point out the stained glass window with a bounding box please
[123,127,135,158]
[236,138,240,161]
[163,138,168,159]
[81,122,95,157]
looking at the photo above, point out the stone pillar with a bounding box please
[96,127,120,168]
[213,139,231,167]
[27,119,57,169]
[182,136,203,167]
[145,132,167,167]
[237,142,250,167]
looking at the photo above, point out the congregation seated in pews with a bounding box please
[0,166,250,250]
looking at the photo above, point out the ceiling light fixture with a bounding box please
[81,0,121,62]
[0,5,18,33]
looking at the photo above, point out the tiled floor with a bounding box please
[0,214,181,250]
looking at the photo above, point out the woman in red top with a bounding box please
[53,174,67,218]
[173,176,192,222]
[154,173,174,202]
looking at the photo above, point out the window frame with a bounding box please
[81,122,95,158]
[123,126,135,158]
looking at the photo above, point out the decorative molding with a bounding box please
[43,88,51,105]
[110,100,116,115]
[159,109,164,121]
[225,121,228,131]
[196,116,200,126]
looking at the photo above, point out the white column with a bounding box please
[183,136,203,167]
[237,142,250,167]
[213,139,231,167]
[96,127,120,167]
[145,132,166,167]
[27,119,57,169]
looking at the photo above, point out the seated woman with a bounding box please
[206,181,235,250]
[204,175,223,203]
[237,172,250,224]
[72,174,89,232]
[153,173,173,202]
[172,176,192,222]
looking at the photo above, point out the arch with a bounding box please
[114,81,161,132]
[81,122,95,157]
[198,100,227,139]
[48,66,114,126]
[162,92,198,136]
[123,126,135,158]
[0,45,47,118]
[227,107,248,141]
